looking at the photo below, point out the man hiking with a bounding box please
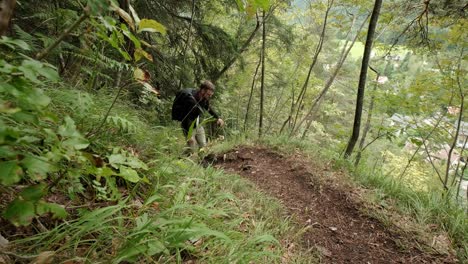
[172,80,224,152]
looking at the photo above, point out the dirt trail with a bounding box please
[211,146,455,264]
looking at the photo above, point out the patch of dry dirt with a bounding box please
[210,146,456,264]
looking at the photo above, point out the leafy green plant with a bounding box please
[0,38,71,225]
[0,34,152,225]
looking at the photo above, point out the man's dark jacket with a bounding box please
[172,89,219,133]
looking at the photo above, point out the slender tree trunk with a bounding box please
[279,61,301,134]
[354,69,379,166]
[344,0,383,158]
[444,47,465,188]
[445,98,464,187]
[0,0,16,36]
[280,84,295,133]
[259,10,266,138]
[244,53,262,131]
[285,0,333,134]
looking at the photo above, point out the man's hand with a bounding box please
[216,118,224,127]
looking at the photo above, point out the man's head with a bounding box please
[198,80,215,100]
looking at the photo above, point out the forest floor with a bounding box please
[210,145,458,264]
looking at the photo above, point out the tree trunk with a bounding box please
[344,0,383,158]
[444,47,465,188]
[244,52,262,131]
[354,70,379,166]
[259,10,266,138]
[0,0,16,36]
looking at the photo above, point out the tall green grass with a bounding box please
[354,163,467,260]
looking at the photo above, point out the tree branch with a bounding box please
[36,10,89,60]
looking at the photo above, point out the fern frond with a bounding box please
[64,50,131,71]
[13,25,40,51]
[106,115,137,133]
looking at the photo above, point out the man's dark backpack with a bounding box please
[171,90,184,121]
[171,89,195,121]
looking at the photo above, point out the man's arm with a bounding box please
[206,102,224,127]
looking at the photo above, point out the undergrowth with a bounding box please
[2,88,316,263]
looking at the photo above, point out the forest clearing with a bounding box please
[0,0,466,263]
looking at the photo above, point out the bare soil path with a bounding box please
[211,146,456,264]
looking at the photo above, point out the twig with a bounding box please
[419,134,445,188]
[0,250,38,259]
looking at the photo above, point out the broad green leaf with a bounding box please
[62,137,89,150]
[18,63,40,83]
[0,146,16,158]
[126,157,148,170]
[88,167,115,178]
[3,199,35,226]
[17,136,41,144]
[28,88,51,108]
[0,60,14,74]
[11,111,39,124]
[58,116,80,137]
[0,161,23,186]
[108,153,126,169]
[138,19,166,34]
[38,66,59,81]
[96,167,114,177]
[36,201,67,219]
[133,68,146,81]
[118,167,141,183]
[21,156,51,180]
[409,137,423,147]
[0,36,30,50]
[20,184,46,201]
[134,48,153,62]
[120,24,141,48]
